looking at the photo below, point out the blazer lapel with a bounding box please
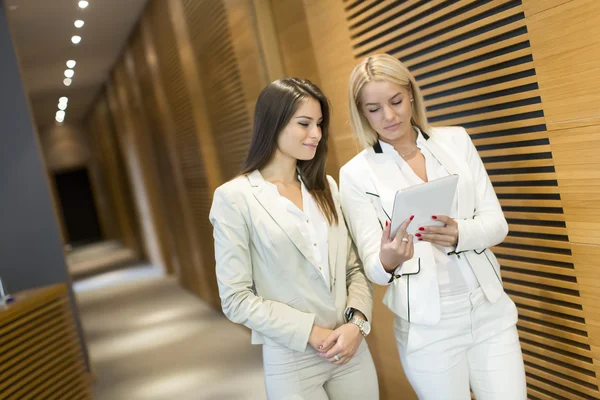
[423,138,474,219]
[364,148,411,219]
[248,170,318,267]
[327,202,342,291]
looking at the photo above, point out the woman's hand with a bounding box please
[380,216,415,272]
[308,325,334,351]
[417,215,459,247]
[318,323,363,365]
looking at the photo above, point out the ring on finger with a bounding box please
[401,236,409,243]
[333,354,340,362]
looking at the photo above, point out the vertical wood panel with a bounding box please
[138,8,208,289]
[147,0,216,303]
[525,0,600,392]
[87,93,141,255]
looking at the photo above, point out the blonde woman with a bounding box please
[339,54,526,399]
[210,78,378,399]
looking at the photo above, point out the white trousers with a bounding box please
[395,287,526,400]
[262,338,379,400]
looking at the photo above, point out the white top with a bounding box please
[267,178,331,289]
[374,130,480,297]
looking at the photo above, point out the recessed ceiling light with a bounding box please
[63,78,72,86]
[74,20,85,28]
[56,110,66,118]
[71,35,82,44]
[64,69,75,78]
[66,60,76,68]
[59,97,68,103]
[58,102,68,111]
[78,1,89,9]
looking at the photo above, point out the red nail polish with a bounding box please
[419,227,424,231]
[386,221,389,227]
[418,238,423,241]
[410,215,414,221]
[432,216,438,220]
[415,233,421,237]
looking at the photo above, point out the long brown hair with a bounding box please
[241,78,338,225]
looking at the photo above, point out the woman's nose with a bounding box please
[383,105,395,121]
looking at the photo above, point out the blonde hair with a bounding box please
[348,53,430,149]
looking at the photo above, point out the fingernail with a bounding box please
[319,345,323,350]
[432,216,438,220]
[386,221,389,227]
[415,233,421,237]
[410,215,414,221]
[418,238,423,241]
[419,227,424,231]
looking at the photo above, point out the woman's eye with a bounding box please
[368,109,379,113]
[299,122,309,127]
[392,100,402,105]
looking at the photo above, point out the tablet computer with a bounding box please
[390,174,459,238]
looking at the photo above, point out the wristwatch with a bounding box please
[350,317,371,337]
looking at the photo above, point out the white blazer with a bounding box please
[339,126,507,326]
[209,170,373,352]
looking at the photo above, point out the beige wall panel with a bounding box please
[270,0,341,175]
[169,0,225,307]
[224,0,269,119]
[303,0,359,172]
[137,8,208,284]
[525,0,600,130]
[270,0,320,84]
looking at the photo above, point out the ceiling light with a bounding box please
[55,116,64,124]
[59,96,68,103]
[56,110,66,119]
[58,102,68,111]
[63,78,72,86]
[66,60,76,68]
[78,1,89,9]
[74,20,85,28]
[71,35,82,44]
[64,69,75,78]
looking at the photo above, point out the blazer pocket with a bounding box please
[480,248,502,283]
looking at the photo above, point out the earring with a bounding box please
[410,98,414,102]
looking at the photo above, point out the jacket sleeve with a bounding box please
[339,166,396,286]
[454,127,509,252]
[327,176,373,322]
[209,186,315,352]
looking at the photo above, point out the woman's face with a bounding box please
[277,97,323,161]
[359,80,414,143]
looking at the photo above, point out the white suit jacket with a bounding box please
[339,126,507,325]
[209,170,373,352]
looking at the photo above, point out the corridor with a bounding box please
[75,265,266,400]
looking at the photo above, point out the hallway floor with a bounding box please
[74,265,266,400]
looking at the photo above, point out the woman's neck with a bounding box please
[260,150,298,185]
[382,126,418,155]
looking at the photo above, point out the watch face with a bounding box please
[363,320,371,335]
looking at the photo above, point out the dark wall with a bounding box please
[0,2,89,369]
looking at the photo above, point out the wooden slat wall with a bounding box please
[302,0,600,399]
[0,285,92,399]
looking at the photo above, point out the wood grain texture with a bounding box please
[0,285,92,399]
